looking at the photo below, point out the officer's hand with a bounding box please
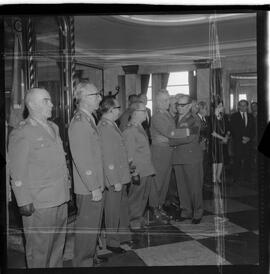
[19,203,35,216]
[92,188,102,202]
[114,183,122,192]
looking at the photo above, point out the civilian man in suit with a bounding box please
[230,100,255,183]
[150,91,190,214]
[68,82,104,267]
[8,88,70,268]
[98,96,131,253]
[171,94,204,224]
[138,93,152,144]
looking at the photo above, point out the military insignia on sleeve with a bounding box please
[171,131,175,136]
[85,170,92,176]
[14,181,22,187]
[108,164,114,170]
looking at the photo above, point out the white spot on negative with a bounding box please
[108,164,114,170]
[14,181,22,187]
[85,170,92,176]
[171,131,175,136]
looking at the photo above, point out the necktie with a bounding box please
[242,113,247,126]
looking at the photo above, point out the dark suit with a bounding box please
[230,111,255,182]
[141,107,152,144]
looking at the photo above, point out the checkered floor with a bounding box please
[7,179,259,267]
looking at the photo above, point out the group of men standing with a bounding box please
[7,81,257,268]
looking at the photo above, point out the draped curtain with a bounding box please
[9,19,25,128]
[141,74,150,94]
[189,70,197,100]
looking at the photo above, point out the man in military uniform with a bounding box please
[123,102,157,230]
[150,91,190,214]
[68,82,104,267]
[8,88,70,268]
[98,96,131,253]
[171,94,204,224]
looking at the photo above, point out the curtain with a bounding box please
[9,20,25,128]
[189,70,197,100]
[161,73,169,90]
[141,74,150,94]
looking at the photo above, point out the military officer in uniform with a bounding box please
[172,94,204,224]
[150,91,190,213]
[68,82,104,267]
[123,102,157,230]
[98,96,131,253]
[8,88,70,268]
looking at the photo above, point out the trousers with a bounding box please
[22,203,67,268]
[174,162,204,219]
[73,194,104,267]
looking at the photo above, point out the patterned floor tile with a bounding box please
[101,250,146,267]
[204,198,255,214]
[134,241,230,266]
[226,210,259,231]
[198,231,259,265]
[171,215,248,240]
[131,223,193,249]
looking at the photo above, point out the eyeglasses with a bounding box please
[85,93,101,97]
[176,103,189,107]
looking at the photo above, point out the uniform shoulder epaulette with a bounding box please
[17,119,28,130]
[100,120,108,126]
[73,112,82,121]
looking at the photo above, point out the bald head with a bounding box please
[25,88,53,120]
[156,90,170,111]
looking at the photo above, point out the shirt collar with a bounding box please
[79,108,96,124]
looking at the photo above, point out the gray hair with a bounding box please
[74,81,97,104]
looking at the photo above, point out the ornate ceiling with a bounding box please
[74,13,257,68]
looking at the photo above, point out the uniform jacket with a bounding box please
[123,123,155,178]
[172,113,203,164]
[8,118,70,208]
[151,110,189,147]
[97,117,130,187]
[230,111,255,153]
[68,110,104,195]
[118,108,133,132]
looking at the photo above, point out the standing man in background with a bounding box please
[230,100,255,184]
[68,82,104,267]
[8,88,70,268]
[118,94,139,131]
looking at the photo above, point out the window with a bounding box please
[146,74,152,114]
[230,94,234,110]
[167,71,189,96]
[239,93,247,101]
